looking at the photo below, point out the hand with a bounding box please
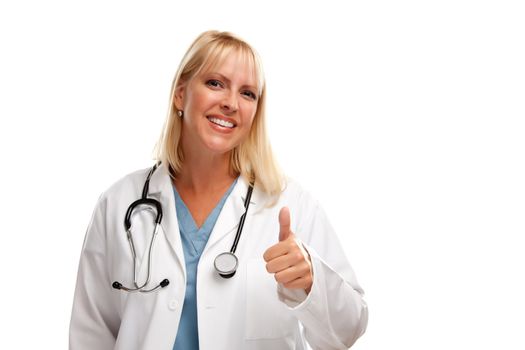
[263,207,313,294]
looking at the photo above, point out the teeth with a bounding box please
[208,117,234,128]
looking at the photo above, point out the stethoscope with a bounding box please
[112,162,254,293]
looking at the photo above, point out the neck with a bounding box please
[173,149,238,196]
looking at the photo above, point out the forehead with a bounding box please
[198,47,261,91]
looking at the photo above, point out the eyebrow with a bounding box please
[206,72,258,91]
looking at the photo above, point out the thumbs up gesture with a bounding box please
[263,207,313,294]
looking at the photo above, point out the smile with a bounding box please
[207,116,236,129]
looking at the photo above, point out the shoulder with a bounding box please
[98,165,152,203]
[276,176,336,244]
[86,165,157,227]
[276,176,321,218]
[280,176,319,206]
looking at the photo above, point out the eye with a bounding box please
[206,79,223,88]
[242,90,257,100]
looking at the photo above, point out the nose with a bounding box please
[220,91,238,114]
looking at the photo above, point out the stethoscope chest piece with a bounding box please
[214,252,238,278]
[213,180,254,279]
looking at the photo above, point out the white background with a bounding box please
[1,0,524,349]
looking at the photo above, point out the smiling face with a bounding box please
[174,50,259,158]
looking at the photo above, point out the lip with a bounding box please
[206,114,237,127]
[206,114,236,134]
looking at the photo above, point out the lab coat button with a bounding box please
[168,299,178,310]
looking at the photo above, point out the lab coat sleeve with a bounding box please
[69,193,119,350]
[277,197,368,349]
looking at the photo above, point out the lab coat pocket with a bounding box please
[245,258,296,340]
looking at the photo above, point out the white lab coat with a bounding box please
[69,163,368,350]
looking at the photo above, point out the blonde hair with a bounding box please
[152,30,284,202]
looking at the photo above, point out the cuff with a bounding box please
[277,241,320,310]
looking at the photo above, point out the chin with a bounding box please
[204,139,237,155]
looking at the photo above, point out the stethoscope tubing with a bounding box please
[113,162,253,292]
[230,182,253,254]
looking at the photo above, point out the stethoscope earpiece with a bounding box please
[159,279,170,288]
[112,278,170,292]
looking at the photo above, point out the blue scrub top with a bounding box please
[172,178,238,350]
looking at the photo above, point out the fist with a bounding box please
[263,207,313,294]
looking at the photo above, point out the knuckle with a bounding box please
[265,263,271,273]
[302,262,311,273]
[298,264,307,275]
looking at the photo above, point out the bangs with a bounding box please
[197,42,264,96]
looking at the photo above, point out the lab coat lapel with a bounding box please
[146,163,185,272]
[205,176,256,251]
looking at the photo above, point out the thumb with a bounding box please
[279,207,292,241]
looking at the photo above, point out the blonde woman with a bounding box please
[70,30,368,350]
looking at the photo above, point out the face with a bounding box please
[174,51,259,157]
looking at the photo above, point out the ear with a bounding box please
[173,82,186,111]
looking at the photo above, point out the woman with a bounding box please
[70,30,368,350]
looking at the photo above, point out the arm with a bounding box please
[69,194,120,350]
[278,199,368,349]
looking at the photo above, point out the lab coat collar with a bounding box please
[146,162,261,258]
